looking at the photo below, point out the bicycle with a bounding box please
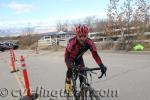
[65,66,106,100]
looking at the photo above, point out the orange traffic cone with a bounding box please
[20,55,32,97]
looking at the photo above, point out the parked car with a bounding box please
[0,42,19,52]
[0,43,5,52]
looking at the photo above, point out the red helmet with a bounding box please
[75,24,89,36]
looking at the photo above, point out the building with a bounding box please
[38,31,75,47]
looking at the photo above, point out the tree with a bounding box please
[19,23,36,48]
[134,0,150,32]
[83,16,96,32]
[106,0,134,50]
[56,21,63,32]
[56,20,69,32]
[94,19,107,32]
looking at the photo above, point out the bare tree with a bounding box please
[56,21,63,32]
[94,19,107,32]
[83,16,96,32]
[18,23,36,48]
[107,0,150,50]
[106,0,133,50]
[134,0,150,32]
[24,23,34,45]
[56,20,69,32]
[63,20,69,32]
[104,0,122,37]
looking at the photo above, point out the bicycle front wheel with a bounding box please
[86,86,100,100]
[65,92,80,100]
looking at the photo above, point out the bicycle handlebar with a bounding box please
[72,66,106,79]
[80,67,100,71]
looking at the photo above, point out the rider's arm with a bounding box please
[87,40,107,76]
[86,39,103,66]
[65,38,76,69]
[65,50,73,69]
[91,50,102,65]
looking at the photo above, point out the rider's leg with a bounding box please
[65,68,72,94]
[66,69,72,83]
[75,57,86,100]
[75,57,86,88]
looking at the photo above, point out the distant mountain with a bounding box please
[0,26,56,37]
[0,28,26,36]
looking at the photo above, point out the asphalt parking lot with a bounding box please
[0,50,150,100]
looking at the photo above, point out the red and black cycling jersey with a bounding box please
[65,36,102,68]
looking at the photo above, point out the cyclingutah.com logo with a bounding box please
[0,86,119,99]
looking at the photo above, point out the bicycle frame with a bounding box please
[71,67,101,100]
[72,68,79,97]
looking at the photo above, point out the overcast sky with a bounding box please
[0,0,109,29]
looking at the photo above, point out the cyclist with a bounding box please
[64,24,107,93]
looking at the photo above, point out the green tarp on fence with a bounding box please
[133,44,144,51]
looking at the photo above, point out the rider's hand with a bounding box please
[99,64,107,78]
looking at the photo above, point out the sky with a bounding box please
[0,0,109,30]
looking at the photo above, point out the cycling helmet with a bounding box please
[75,24,89,36]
